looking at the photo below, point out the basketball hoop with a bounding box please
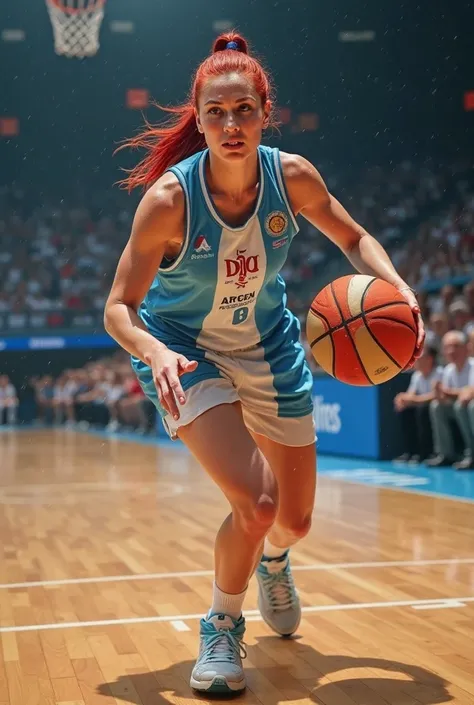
[45,0,106,58]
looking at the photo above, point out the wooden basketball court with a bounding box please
[0,428,473,705]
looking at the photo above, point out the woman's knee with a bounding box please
[278,513,312,541]
[233,494,278,536]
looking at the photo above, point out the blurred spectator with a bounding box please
[425,312,450,356]
[52,371,78,426]
[31,375,55,424]
[468,329,474,358]
[103,369,127,433]
[427,331,474,470]
[73,366,110,428]
[0,375,19,425]
[118,373,151,433]
[449,299,472,334]
[393,347,442,464]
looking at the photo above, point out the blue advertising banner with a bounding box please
[312,377,379,458]
[0,334,116,351]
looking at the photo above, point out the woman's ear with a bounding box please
[195,110,204,134]
[263,100,272,129]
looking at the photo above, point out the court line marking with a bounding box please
[170,620,191,632]
[2,557,474,590]
[1,595,473,634]
[411,600,467,610]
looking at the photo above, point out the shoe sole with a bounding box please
[190,675,246,693]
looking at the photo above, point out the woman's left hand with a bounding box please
[398,286,425,368]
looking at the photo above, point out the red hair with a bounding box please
[117,32,277,192]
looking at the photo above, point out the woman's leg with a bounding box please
[177,402,277,694]
[249,431,316,636]
[251,433,316,550]
[178,402,277,598]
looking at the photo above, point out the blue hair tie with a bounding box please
[226,41,238,50]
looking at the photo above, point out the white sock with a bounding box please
[263,537,289,560]
[209,582,247,620]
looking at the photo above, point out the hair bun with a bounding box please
[212,32,249,55]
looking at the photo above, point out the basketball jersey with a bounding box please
[139,145,300,352]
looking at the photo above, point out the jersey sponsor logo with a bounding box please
[191,235,214,260]
[272,236,289,249]
[224,249,260,289]
[265,210,288,237]
[219,291,256,310]
[194,235,211,252]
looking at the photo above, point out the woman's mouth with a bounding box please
[222,140,245,150]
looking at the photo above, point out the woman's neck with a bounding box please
[206,150,259,201]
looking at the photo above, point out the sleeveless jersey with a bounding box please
[139,145,300,352]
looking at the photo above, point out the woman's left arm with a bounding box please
[282,152,425,358]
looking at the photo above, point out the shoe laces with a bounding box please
[260,561,298,611]
[199,620,247,664]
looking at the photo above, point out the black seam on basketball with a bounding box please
[327,286,339,378]
[363,276,377,298]
[310,301,410,347]
[309,307,331,348]
[330,331,336,378]
[308,323,336,375]
[330,281,371,384]
[366,316,417,335]
[309,306,331,327]
[360,285,402,372]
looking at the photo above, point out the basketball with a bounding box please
[306,274,417,386]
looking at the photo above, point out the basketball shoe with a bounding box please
[190,613,247,693]
[256,550,301,636]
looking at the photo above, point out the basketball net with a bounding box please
[45,0,106,58]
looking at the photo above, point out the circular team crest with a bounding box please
[265,211,288,237]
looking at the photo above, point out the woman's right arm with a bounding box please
[104,174,181,362]
[104,175,197,419]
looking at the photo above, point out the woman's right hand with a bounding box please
[145,346,198,420]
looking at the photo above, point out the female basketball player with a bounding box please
[104,32,425,693]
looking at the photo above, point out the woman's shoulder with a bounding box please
[135,172,186,226]
[145,171,185,210]
[278,151,324,182]
[129,171,186,251]
[278,151,328,213]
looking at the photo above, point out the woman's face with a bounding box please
[196,72,270,162]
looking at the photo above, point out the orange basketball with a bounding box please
[306,274,417,386]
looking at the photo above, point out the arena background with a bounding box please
[1,0,473,458]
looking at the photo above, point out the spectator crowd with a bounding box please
[16,350,156,435]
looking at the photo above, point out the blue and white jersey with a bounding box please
[139,145,300,352]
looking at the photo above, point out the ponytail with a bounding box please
[117,103,206,192]
[117,31,274,192]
